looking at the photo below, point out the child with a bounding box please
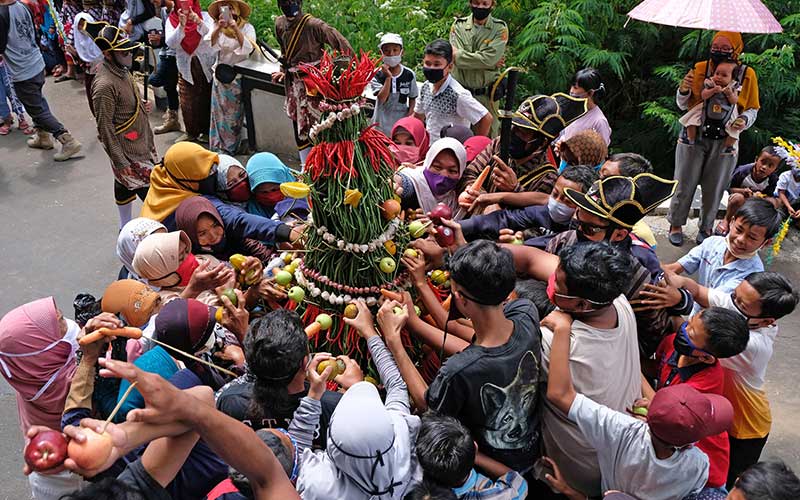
[663,271,799,488]
[415,412,527,499]
[775,162,800,225]
[414,39,492,138]
[680,60,741,154]
[543,309,733,500]
[597,152,652,179]
[642,307,749,490]
[0,59,33,135]
[716,146,783,235]
[728,461,800,500]
[371,33,418,136]
[390,115,430,164]
[664,197,782,312]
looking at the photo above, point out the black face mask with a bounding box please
[279,1,301,17]
[423,67,445,84]
[709,50,733,65]
[197,173,218,195]
[471,6,491,20]
[509,133,534,159]
[673,323,709,358]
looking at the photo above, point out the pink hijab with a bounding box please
[390,116,430,164]
[0,298,77,435]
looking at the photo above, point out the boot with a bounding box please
[27,130,54,150]
[154,109,182,134]
[53,132,82,161]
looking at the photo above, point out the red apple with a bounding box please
[24,430,68,471]
[434,225,455,247]
[68,428,114,471]
[429,203,453,224]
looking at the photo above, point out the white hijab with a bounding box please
[297,382,419,500]
[401,137,467,221]
[117,218,167,281]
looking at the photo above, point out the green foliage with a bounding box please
[227,0,800,175]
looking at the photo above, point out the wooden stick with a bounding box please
[102,381,137,434]
[148,338,238,378]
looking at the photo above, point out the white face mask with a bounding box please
[383,55,402,68]
[195,328,218,355]
[63,319,81,352]
[547,197,577,224]
[726,232,761,260]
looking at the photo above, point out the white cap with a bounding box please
[379,33,403,49]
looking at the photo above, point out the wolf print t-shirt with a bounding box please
[426,298,542,471]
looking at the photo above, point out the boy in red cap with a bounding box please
[543,308,734,500]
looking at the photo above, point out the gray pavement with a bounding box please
[1,78,799,496]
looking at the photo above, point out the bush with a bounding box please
[227,0,800,175]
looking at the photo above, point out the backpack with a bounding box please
[701,63,747,140]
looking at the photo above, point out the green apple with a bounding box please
[408,220,426,238]
[380,257,397,273]
[403,248,418,258]
[287,286,305,302]
[315,314,333,330]
[275,270,293,286]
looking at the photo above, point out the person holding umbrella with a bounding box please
[667,31,761,246]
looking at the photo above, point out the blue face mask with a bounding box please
[593,162,604,172]
[673,322,713,358]
[558,158,568,173]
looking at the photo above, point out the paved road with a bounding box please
[0,78,798,497]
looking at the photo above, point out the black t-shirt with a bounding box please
[215,374,341,447]
[426,299,543,471]
[117,458,171,500]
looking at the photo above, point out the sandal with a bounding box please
[18,120,35,135]
[0,123,10,135]
[55,75,74,83]
[713,221,728,236]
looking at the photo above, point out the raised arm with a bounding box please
[541,311,576,414]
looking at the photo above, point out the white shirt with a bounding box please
[775,170,800,202]
[73,13,104,71]
[414,75,488,138]
[164,12,216,85]
[569,393,709,500]
[540,295,642,496]
[709,288,778,391]
[206,23,255,68]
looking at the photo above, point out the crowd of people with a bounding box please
[2,0,800,499]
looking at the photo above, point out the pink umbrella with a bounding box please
[627,0,783,34]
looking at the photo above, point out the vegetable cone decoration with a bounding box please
[288,51,414,363]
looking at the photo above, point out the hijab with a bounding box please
[117,217,168,280]
[390,116,430,164]
[141,142,219,222]
[101,280,161,328]
[297,382,419,499]
[132,231,193,288]
[168,0,203,54]
[246,152,296,218]
[401,137,467,220]
[216,154,249,207]
[0,298,78,434]
[440,124,474,144]
[175,196,226,252]
[688,31,760,112]
[464,135,493,163]
[153,298,217,357]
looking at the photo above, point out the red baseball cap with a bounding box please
[647,384,733,447]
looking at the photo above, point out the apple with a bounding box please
[343,303,358,319]
[67,428,113,471]
[287,286,305,303]
[24,430,68,472]
[275,270,293,286]
[379,257,397,274]
[511,238,524,245]
[414,305,421,316]
[220,288,238,306]
[430,269,448,285]
[403,248,418,259]
[316,359,346,379]
[408,220,426,238]
[428,203,453,224]
[434,226,455,247]
[632,406,648,417]
[380,199,402,220]
[315,314,333,330]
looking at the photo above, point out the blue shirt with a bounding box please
[677,235,763,314]
[452,469,528,500]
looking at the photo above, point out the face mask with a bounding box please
[197,173,218,195]
[557,158,568,173]
[176,253,200,287]
[509,133,532,160]
[792,167,800,181]
[726,232,760,260]
[279,1,300,17]
[423,169,459,196]
[63,319,81,352]
[471,6,491,20]
[256,190,285,206]
[546,272,557,305]
[547,197,576,224]
[710,49,733,65]
[194,327,217,355]
[423,67,445,84]
[392,144,420,164]
[673,322,713,358]
[226,178,251,202]
[569,91,588,99]
[383,55,402,67]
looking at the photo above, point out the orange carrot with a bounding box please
[306,322,322,338]
[380,289,403,302]
[78,331,106,346]
[441,295,452,312]
[97,327,143,339]
[470,165,491,192]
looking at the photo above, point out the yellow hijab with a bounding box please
[688,31,760,112]
[140,142,219,221]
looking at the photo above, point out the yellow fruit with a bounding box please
[383,240,397,255]
[343,303,358,319]
[343,188,363,208]
[280,182,310,199]
[214,307,224,323]
[430,269,448,285]
[317,359,346,380]
[229,254,246,270]
[282,252,293,264]
[403,248,418,258]
[220,288,238,306]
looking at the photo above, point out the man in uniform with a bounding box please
[91,23,157,228]
[450,0,507,136]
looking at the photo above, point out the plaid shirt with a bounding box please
[452,469,528,500]
[460,137,557,196]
